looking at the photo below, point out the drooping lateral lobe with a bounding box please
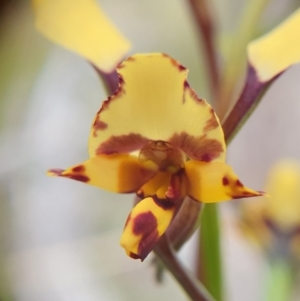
[32,0,131,72]
[48,153,158,193]
[247,8,300,82]
[184,160,263,203]
[120,196,176,260]
[88,53,226,162]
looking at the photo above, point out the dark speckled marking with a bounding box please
[161,53,187,71]
[72,165,86,173]
[231,191,261,199]
[201,153,211,162]
[118,74,125,85]
[133,212,157,235]
[153,195,175,210]
[169,132,223,161]
[93,119,107,130]
[222,177,229,186]
[188,87,204,104]
[136,189,144,199]
[96,133,149,155]
[129,252,140,259]
[126,56,136,62]
[66,174,90,183]
[132,211,159,261]
[48,168,64,176]
[91,71,126,138]
[183,80,190,89]
[204,108,219,132]
[236,180,244,187]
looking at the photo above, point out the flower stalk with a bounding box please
[222,65,278,144]
[154,235,217,301]
[197,204,223,301]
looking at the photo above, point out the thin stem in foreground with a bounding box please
[197,204,223,301]
[154,235,216,301]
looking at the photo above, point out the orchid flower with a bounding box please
[30,0,300,299]
[240,159,300,260]
[48,53,262,260]
[32,0,263,261]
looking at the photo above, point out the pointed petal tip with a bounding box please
[185,161,265,203]
[233,189,266,199]
[47,168,64,177]
[259,191,269,197]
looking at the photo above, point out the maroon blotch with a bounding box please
[96,133,149,155]
[222,176,229,186]
[153,195,175,210]
[236,180,244,187]
[66,174,90,183]
[72,165,86,173]
[132,211,160,261]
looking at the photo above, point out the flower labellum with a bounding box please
[48,53,263,260]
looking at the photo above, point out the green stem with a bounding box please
[264,259,294,301]
[216,0,271,119]
[197,204,223,301]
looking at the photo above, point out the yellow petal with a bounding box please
[32,0,131,72]
[89,53,226,162]
[185,160,263,203]
[264,159,300,231]
[47,154,157,193]
[120,196,176,260]
[248,8,300,82]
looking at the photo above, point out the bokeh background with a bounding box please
[1,0,300,300]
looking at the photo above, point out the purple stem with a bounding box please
[154,236,216,301]
[92,65,119,95]
[222,64,267,143]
